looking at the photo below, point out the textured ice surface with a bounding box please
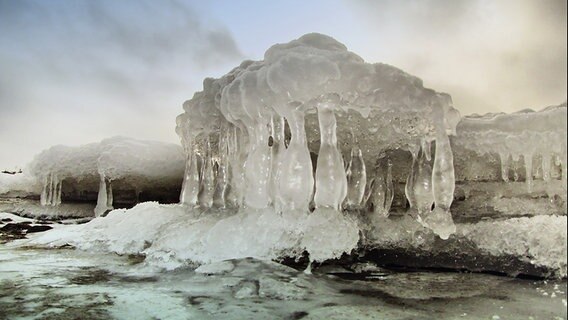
[28,136,184,215]
[31,202,359,268]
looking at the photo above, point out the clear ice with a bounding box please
[174,33,462,246]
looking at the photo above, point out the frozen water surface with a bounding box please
[0,235,566,320]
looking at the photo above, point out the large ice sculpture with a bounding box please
[176,33,460,239]
[29,136,185,216]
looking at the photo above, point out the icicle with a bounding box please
[370,163,387,217]
[224,127,240,207]
[270,116,286,210]
[40,175,48,206]
[106,179,113,210]
[499,152,510,182]
[421,138,432,162]
[50,175,58,207]
[94,174,108,217]
[314,98,347,210]
[384,159,394,214]
[50,175,62,206]
[278,109,314,211]
[542,152,551,181]
[55,179,62,206]
[344,146,366,210]
[304,260,313,275]
[232,126,249,207]
[46,173,54,206]
[413,146,434,216]
[213,131,230,209]
[510,154,520,182]
[180,147,200,207]
[524,153,534,193]
[424,116,456,240]
[198,138,215,208]
[244,120,272,209]
[405,152,417,210]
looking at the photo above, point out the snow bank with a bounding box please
[0,172,40,197]
[30,202,360,269]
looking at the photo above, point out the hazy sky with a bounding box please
[0,0,566,169]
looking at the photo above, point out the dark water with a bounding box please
[0,244,566,320]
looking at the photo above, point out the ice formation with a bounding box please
[453,103,567,193]
[28,136,185,215]
[24,34,566,277]
[176,33,461,241]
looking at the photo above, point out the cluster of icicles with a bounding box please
[39,172,116,217]
[39,173,62,207]
[456,129,567,192]
[498,151,567,193]
[179,102,457,239]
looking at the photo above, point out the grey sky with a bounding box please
[0,0,566,168]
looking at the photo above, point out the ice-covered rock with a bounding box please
[28,136,185,215]
[176,32,460,238]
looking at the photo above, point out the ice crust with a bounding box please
[31,202,360,269]
[28,136,184,215]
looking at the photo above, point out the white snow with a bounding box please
[30,202,360,269]
[0,172,40,196]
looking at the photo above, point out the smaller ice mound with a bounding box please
[451,102,567,220]
[28,137,185,216]
[30,202,360,269]
[453,103,567,192]
[0,171,40,198]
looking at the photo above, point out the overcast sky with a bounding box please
[0,0,566,169]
